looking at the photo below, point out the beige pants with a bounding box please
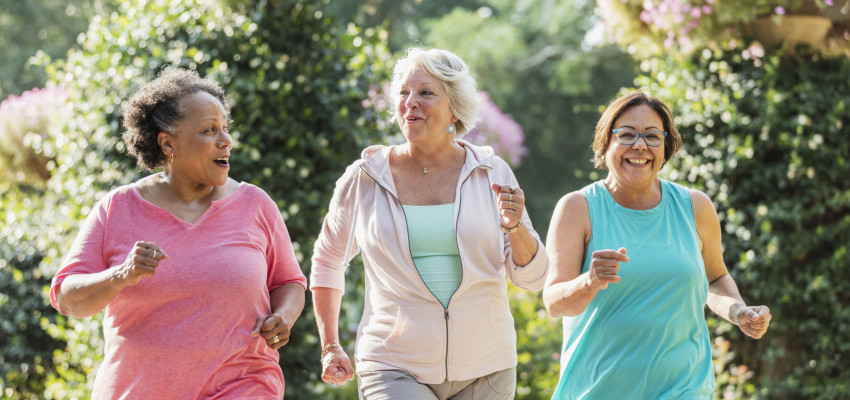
[357,367,516,400]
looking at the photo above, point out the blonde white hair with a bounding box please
[389,47,479,136]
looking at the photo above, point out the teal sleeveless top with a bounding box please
[402,204,462,308]
[552,180,713,399]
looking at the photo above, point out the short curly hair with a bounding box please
[122,67,230,171]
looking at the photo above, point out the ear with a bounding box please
[157,131,173,155]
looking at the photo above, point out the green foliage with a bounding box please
[1,0,391,398]
[0,0,113,100]
[420,0,637,235]
[640,48,850,399]
[509,286,561,399]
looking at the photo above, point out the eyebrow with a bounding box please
[618,125,662,131]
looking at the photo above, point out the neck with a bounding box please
[158,171,217,204]
[406,140,459,175]
[603,175,662,210]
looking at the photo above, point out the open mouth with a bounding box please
[214,157,229,166]
[627,158,649,165]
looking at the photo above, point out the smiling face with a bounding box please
[395,68,456,144]
[164,90,232,187]
[604,104,665,187]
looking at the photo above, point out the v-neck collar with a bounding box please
[131,182,247,226]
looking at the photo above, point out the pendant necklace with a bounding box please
[407,144,455,175]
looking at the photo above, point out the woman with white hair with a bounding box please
[310,47,549,399]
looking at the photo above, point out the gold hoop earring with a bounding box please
[169,153,174,164]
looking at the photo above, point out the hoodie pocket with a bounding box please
[382,304,445,365]
[449,297,514,363]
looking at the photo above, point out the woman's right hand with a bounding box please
[588,247,629,290]
[112,241,168,286]
[321,346,355,386]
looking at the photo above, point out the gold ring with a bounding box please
[509,193,513,202]
[273,335,280,344]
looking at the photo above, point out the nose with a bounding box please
[218,130,233,149]
[404,93,418,109]
[632,135,648,150]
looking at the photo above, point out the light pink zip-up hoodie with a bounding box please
[311,140,549,384]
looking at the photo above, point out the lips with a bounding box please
[213,156,229,166]
[626,158,649,165]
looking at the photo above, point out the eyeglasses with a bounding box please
[611,128,667,147]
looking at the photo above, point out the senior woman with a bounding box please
[544,91,772,399]
[49,67,306,399]
[311,47,549,399]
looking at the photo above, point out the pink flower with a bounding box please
[464,92,528,165]
[775,6,786,14]
[690,7,701,18]
[825,0,834,5]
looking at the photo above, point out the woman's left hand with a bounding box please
[252,313,292,350]
[735,305,772,339]
[492,183,524,231]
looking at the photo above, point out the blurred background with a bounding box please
[1,0,848,398]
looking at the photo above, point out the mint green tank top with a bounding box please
[552,180,714,399]
[402,204,462,308]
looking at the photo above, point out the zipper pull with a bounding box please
[444,309,449,321]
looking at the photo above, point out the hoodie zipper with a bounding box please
[359,158,489,382]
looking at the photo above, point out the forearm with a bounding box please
[312,287,344,347]
[508,223,538,266]
[707,274,747,325]
[270,282,306,329]
[543,273,599,318]
[55,269,127,318]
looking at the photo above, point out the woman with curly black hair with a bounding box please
[50,67,306,399]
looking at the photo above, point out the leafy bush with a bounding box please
[639,48,850,399]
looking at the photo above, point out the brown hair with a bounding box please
[591,91,681,170]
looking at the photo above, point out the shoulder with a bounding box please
[236,182,279,210]
[552,190,589,223]
[99,181,144,208]
[685,187,720,229]
[557,190,588,211]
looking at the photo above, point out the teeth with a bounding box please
[628,159,648,165]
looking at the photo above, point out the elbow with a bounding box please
[54,295,95,319]
[542,288,583,318]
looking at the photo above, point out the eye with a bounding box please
[616,129,637,140]
[421,89,434,95]
[645,132,663,141]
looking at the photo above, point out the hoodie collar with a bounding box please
[358,139,496,197]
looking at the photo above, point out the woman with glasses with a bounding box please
[543,91,771,399]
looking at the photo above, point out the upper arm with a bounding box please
[259,190,307,291]
[544,191,591,289]
[690,189,729,283]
